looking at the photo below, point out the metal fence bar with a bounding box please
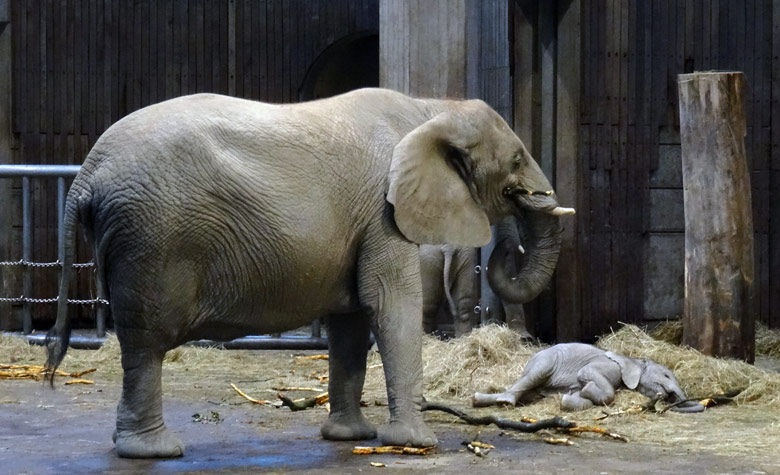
[23,333,329,351]
[22,177,32,334]
[0,164,81,177]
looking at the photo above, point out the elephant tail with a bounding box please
[44,184,84,385]
[442,248,458,320]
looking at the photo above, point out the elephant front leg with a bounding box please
[114,338,183,458]
[320,311,376,441]
[358,239,437,448]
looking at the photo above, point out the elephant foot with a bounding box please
[561,393,594,411]
[377,420,437,447]
[321,413,377,441]
[115,423,184,458]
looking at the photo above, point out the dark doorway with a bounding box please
[299,33,379,101]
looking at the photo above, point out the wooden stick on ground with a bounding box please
[352,446,435,456]
[272,386,324,392]
[563,426,628,442]
[278,392,329,411]
[295,354,328,361]
[421,402,575,432]
[230,383,273,405]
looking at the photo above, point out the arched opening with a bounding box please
[299,32,379,101]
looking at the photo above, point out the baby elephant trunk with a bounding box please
[668,388,705,413]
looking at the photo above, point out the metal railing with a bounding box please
[0,164,327,350]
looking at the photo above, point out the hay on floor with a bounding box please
[598,324,780,407]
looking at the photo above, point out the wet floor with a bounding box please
[2,380,777,475]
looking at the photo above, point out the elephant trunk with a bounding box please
[486,210,562,304]
[668,387,705,413]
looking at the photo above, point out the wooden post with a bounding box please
[678,72,755,363]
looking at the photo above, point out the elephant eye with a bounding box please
[512,155,523,170]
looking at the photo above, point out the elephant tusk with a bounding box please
[549,207,576,216]
[517,244,525,254]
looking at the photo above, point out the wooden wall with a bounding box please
[554,0,778,337]
[513,0,780,339]
[4,0,378,330]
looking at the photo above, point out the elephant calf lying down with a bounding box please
[473,343,705,413]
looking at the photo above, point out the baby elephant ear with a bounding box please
[605,351,643,390]
[387,112,491,247]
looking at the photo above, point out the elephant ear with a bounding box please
[387,112,491,247]
[605,351,643,390]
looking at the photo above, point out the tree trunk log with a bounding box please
[678,71,755,363]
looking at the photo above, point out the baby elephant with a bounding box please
[473,343,704,413]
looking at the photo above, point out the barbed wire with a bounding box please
[0,259,94,268]
[0,295,109,305]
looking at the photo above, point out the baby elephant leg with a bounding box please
[561,367,616,411]
[561,391,595,411]
[473,352,552,407]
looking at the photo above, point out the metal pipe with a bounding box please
[22,177,32,334]
[57,177,65,264]
[23,333,329,351]
[0,164,81,177]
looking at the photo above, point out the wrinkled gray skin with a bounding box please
[45,88,574,459]
[473,343,705,413]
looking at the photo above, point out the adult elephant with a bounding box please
[45,88,574,458]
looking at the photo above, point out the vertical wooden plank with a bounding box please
[228,0,236,96]
[248,0,259,100]
[88,0,97,141]
[257,0,267,101]
[282,0,292,102]
[95,0,105,133]
[196,0,205,92]
[274,0,283,101]
[711,0,719,68]
[10,0,25,136]
[618,0,630,322]
[53,0,64,137]
[187,0,197,94]
[234,0,244,98]
[146,0,156,105]
[218,0,228,95]
[102,0,113,129]
[166,0,178,100]
[236,0,248,98]
[72,0,83,160]
[555,0,582,341]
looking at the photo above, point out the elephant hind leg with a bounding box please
[114,328,183,458]
[561,391,595,411]
[320,311,376,441]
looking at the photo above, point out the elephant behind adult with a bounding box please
[419,243,533,339]
[44,88,573,459]
[421,208,561,339]
[419,244,478,336]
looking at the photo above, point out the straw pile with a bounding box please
[599,324,780,407]
[407,322,780,408]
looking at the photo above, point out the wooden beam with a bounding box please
[678,71,755,363]
[554,0,581,342]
